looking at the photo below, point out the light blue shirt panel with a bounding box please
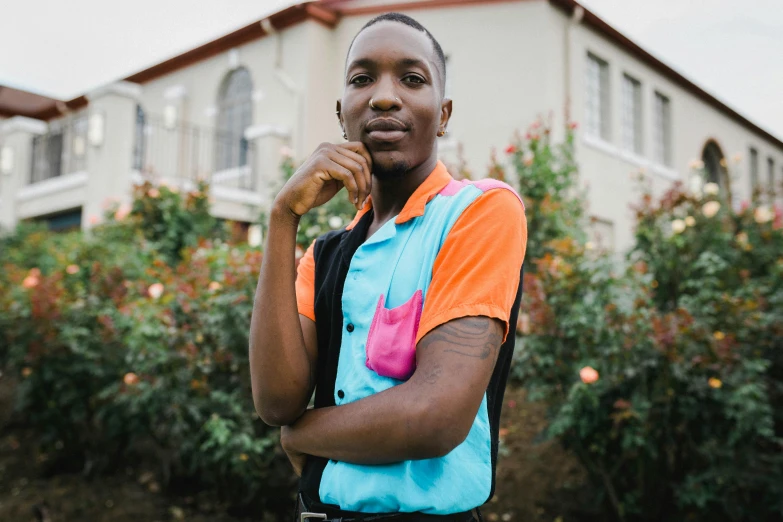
[320,184,493,514]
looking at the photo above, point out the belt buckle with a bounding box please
[300,512,328,522]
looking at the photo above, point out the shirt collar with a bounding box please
[346,160,453,230]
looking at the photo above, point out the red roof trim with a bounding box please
[123,4,339,85]
[330,0,524,16]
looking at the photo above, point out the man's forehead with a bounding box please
[347,22,437,70]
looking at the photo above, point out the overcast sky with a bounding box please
[1,0,781,139]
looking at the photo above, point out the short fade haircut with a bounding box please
[346,12,447,96]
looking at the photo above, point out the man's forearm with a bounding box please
[249,206,312,426]
[282,317,504,465]
[283,379,452,464]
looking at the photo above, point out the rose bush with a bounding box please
[510,121,783,521]
[0,185,293,514]
[3,129,782,520]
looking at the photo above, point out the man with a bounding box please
[250,12,527,522]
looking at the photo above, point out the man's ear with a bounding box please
[336,99,343,124]
[440,98,453,133]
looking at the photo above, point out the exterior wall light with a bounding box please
[0,146,14,175]
[164,105,177,130]
[88,112,105,147]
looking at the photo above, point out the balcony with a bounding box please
[30,115,88,183]
[3,108,266,229]
[133,117,257,192]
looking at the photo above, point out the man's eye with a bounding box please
[351,75,372,85]
[404,75,425,84]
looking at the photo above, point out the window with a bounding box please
[702,140,727,189]
[133,105,146,171]
[621,74,642,154]
[585,53,610,140]
[749,147,759,193]
[215,67,253,171]
[30,129,63,183]
[768,157,775,196]
[589,217,615,253]
[37,208,82,232]
[653,92,672,166]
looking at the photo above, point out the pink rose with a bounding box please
[580,366,599,384]
[115,204,131,221]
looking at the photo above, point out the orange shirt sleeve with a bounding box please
[295,240,316,322]
[416,188,527,344]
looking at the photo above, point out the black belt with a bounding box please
[296,493,480,522]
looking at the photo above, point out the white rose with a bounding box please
[148,283,164,299]
[754,205,773,224]
[685,216,696,227]
[247,225,262,247]
[702,201,721,218]
[671,219,686,234]
[688,160,705,170]
[328,216,343,229]
[703,182,719,196]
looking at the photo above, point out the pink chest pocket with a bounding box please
[365,290,423,381]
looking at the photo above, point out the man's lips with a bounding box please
[365,118,408,143]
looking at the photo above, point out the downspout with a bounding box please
[260,18,304,158]
[564,4,584,124]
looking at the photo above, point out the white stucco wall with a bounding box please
[554,5,783,252]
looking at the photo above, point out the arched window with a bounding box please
[701,140,728,190]
[215,67,253,171]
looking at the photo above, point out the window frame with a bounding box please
[621,73,643,155]
[585,52,611,141]
[653,91,672,167]
[215,67,254,172]
[749,147,759,193]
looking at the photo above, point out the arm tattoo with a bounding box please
[420,317,502,360]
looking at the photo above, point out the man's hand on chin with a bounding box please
[281,426,306,477]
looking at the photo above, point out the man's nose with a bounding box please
[370,78,401,111]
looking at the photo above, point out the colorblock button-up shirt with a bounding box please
[295,161,527,514]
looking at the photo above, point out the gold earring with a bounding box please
[437,129,445,137]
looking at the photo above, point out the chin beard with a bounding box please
[372,158,411,180]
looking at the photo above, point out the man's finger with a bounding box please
[319,158,360,207]
[326,150,365,209]
[334,147,372,206]
[341,142,373,200]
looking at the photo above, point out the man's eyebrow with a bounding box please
[346,57,432,72]
[346,57,376,71]
[398,58,430,71]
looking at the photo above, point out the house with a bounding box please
[1,0,781,250]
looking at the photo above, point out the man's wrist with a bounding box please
[269,201,302,229]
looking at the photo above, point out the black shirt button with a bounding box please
[337,390,345,399]
[346,323,355,333]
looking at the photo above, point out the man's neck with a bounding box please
[369,155,438,228]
